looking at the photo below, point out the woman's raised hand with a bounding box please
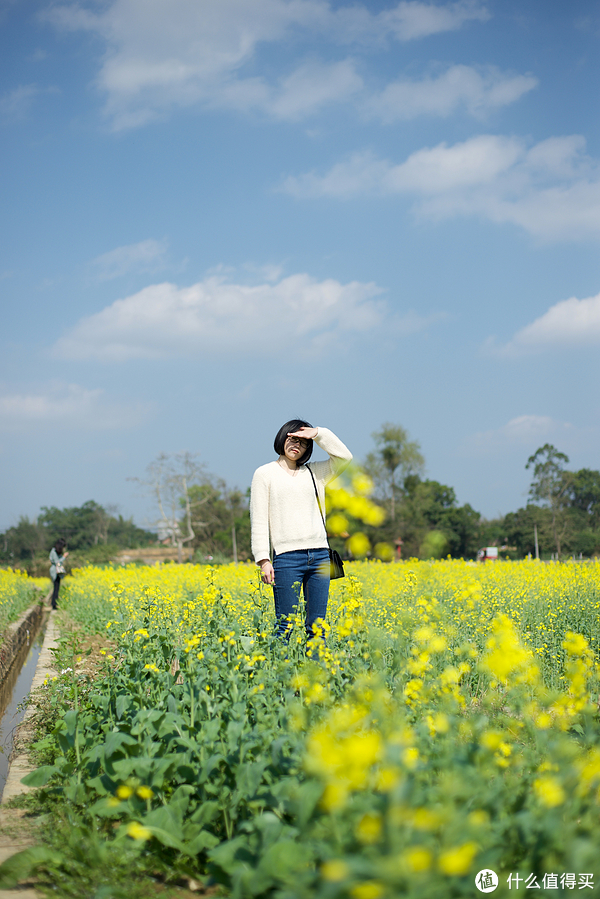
[287,427,318,440]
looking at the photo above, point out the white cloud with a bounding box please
[216,59,363,121]
[52,271,390,361]
[499,291,600,353]
[43,0,490,128]
[283,136,523,196]
[0,383,148,431]
[90,238,169,281]
[283,134,600,241]
[314,0,489,43]
[367,65,537,122]
[466,414,573,455]
[0,84,43,117]
[378,0,489,40]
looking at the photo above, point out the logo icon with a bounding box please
[475,870,499,893]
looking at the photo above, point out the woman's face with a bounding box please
[283,435,309,464]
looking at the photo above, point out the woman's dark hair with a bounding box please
[54,538,67,553]
[274,419,314,465]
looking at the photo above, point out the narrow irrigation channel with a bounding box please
[0,613,47,800]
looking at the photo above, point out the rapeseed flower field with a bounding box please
[0,568,44,637]
[5,559,600,897]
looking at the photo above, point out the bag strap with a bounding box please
[306,464,330,545]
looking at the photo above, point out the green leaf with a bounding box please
[88,797,125,817]
[0,846,60,889]
[144,805,184,839]
[209,836,255,874]
[199,754,223,783]
[21,765,57,787]
[116,694,131,719]
[256,838,312,884]
[190,800,219,827]
[175,764,196,782]
[144,826,186,851]
[183,829,220,854]
[63,709,78,735]
[103,730,137,757]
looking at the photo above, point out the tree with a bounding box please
[226,489,246,564]
[400,477,480,559]
[502,505,552,558]
[186,482,251,561]
[1,516,45,562]
[38,500,115,549]
[365,423,424,522]
[526,444,572,555]
[0,502,155,570]
[568,469,600,528]
[131,452,211,563]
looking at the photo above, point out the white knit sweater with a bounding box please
[250,427,353,563]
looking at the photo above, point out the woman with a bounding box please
[250,419,352,639]
[49,537,68,610]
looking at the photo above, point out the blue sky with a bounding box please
[2,0,600,532]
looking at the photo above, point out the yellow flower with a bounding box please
[126,821,152,841]
[116,785,134,800]
[563,632,589,656]
[577,748,600,793]
[375,542,394,562]
[426,712,449,736]
[350,881,384,899]
[438,842,478,876]
[412,808,442,830]
[321,782,348,811]
[402,846,432,873]
[352,472,374,495]
[429,636,447,653]
[403,747,419,769]
[355,812,382,844]
[328,514,349,536]
[533,776,565,807]
[347,532,371,558]
[482,615,540,687]
[321,859,349,882]
[480,731,504,751]
[467,810,489,827]
[136,786,154,800]
[375,767,400,792]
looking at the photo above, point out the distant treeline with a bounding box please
[3,433,600,573]
[358,433,600,561]
[0,500,156,574]
[0,490,252,575]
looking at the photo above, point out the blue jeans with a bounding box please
[272,548,330,639]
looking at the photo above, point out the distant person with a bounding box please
[250,419,352,640]
[49,538,68,610]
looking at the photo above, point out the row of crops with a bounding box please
[3,560,600,897]
[0,568,44,638]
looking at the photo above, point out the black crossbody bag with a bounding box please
[306,465,345,580]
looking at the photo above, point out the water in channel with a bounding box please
[0,627,46,800]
